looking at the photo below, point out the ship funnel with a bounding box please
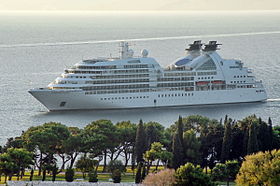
[185,40,202,57]
[203,41,222,52]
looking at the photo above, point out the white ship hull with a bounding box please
[29,88,267,111]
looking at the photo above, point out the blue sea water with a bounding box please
[0,11,280,145]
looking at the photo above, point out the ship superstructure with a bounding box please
[29,41,267,111]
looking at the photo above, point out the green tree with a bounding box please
[183,130,201,164]
[221,120,232,162]
[75,156,98,179]
[172,116,185,169]
[21,122,70,175]
[135,119,147,164]
[247,122,259,154]
[212,160,240,186]
[144,142,172,173]
[174,162,216,186]
[135,162,143,183]
[172,131,184,169]
[144,122,165,148]
[83,120,118,172]
[268,117,273,150]
[115,121,137,167]
[236,149,280,186]
[65,168,75,182]
[0,148,33,182]
[107,160,126,174]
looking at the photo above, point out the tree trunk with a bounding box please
[102,151,107,172]
[42,169,46,181]
[155,159,160,171]
[69,153,78,169]
[38,153,43,176]
[124,150,129,168]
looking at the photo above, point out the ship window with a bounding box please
[60,102,66,107]
[197,57,217,70]
[234,76,236,78]
[101,98,103,100]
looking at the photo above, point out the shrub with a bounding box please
[88,171,98,183]
[112,169,122,183]
[143,169,175,186]
[65,168,75,182]
[174,163,216,186]
[108,160,126,173]
[211,160,240,185]
[236,149,280,186]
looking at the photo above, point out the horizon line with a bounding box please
[1,9,280,13]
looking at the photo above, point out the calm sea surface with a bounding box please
[0,11,280,145]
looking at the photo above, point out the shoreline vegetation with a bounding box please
[0,114,279,185]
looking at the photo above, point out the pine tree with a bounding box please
[135,162,142,184]
[141,164,147,181]
[247,123,259,154]
[172,130,184,169]
[242,128,249,156]
[178,116,184,146]
[268,117,273,150]
[257,117,270,151]
[221,120,232,163]
[135,119,147,164]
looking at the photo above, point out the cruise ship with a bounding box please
[29,41,267,111]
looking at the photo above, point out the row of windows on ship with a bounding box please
[95,93,195,100]
[73,64,150,70]
[54,83,254,92]
[62,72,214,81]
[84,87,194,95]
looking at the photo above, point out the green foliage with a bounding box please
[135,119,147,163]
[174,162,216,186]
[135,162,143,184]
[221,120,232,163]
[247,122,259,154]
[212,163,227,181]
[88,170,98,182]
[212,160,240,183]
[172,116,185,169]
[65,168,75,182]
[144,122,165,147]
[183,130,201,164]
[236,149,280,186]
[75,156,98,177]
[144,142,172,167]
[83,120,118,156]
[112,169,122,183]
[0,148,33,181]
[108,160,126,173]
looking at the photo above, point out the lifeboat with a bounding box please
[211,80,225,84]
[196,81,209,86]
